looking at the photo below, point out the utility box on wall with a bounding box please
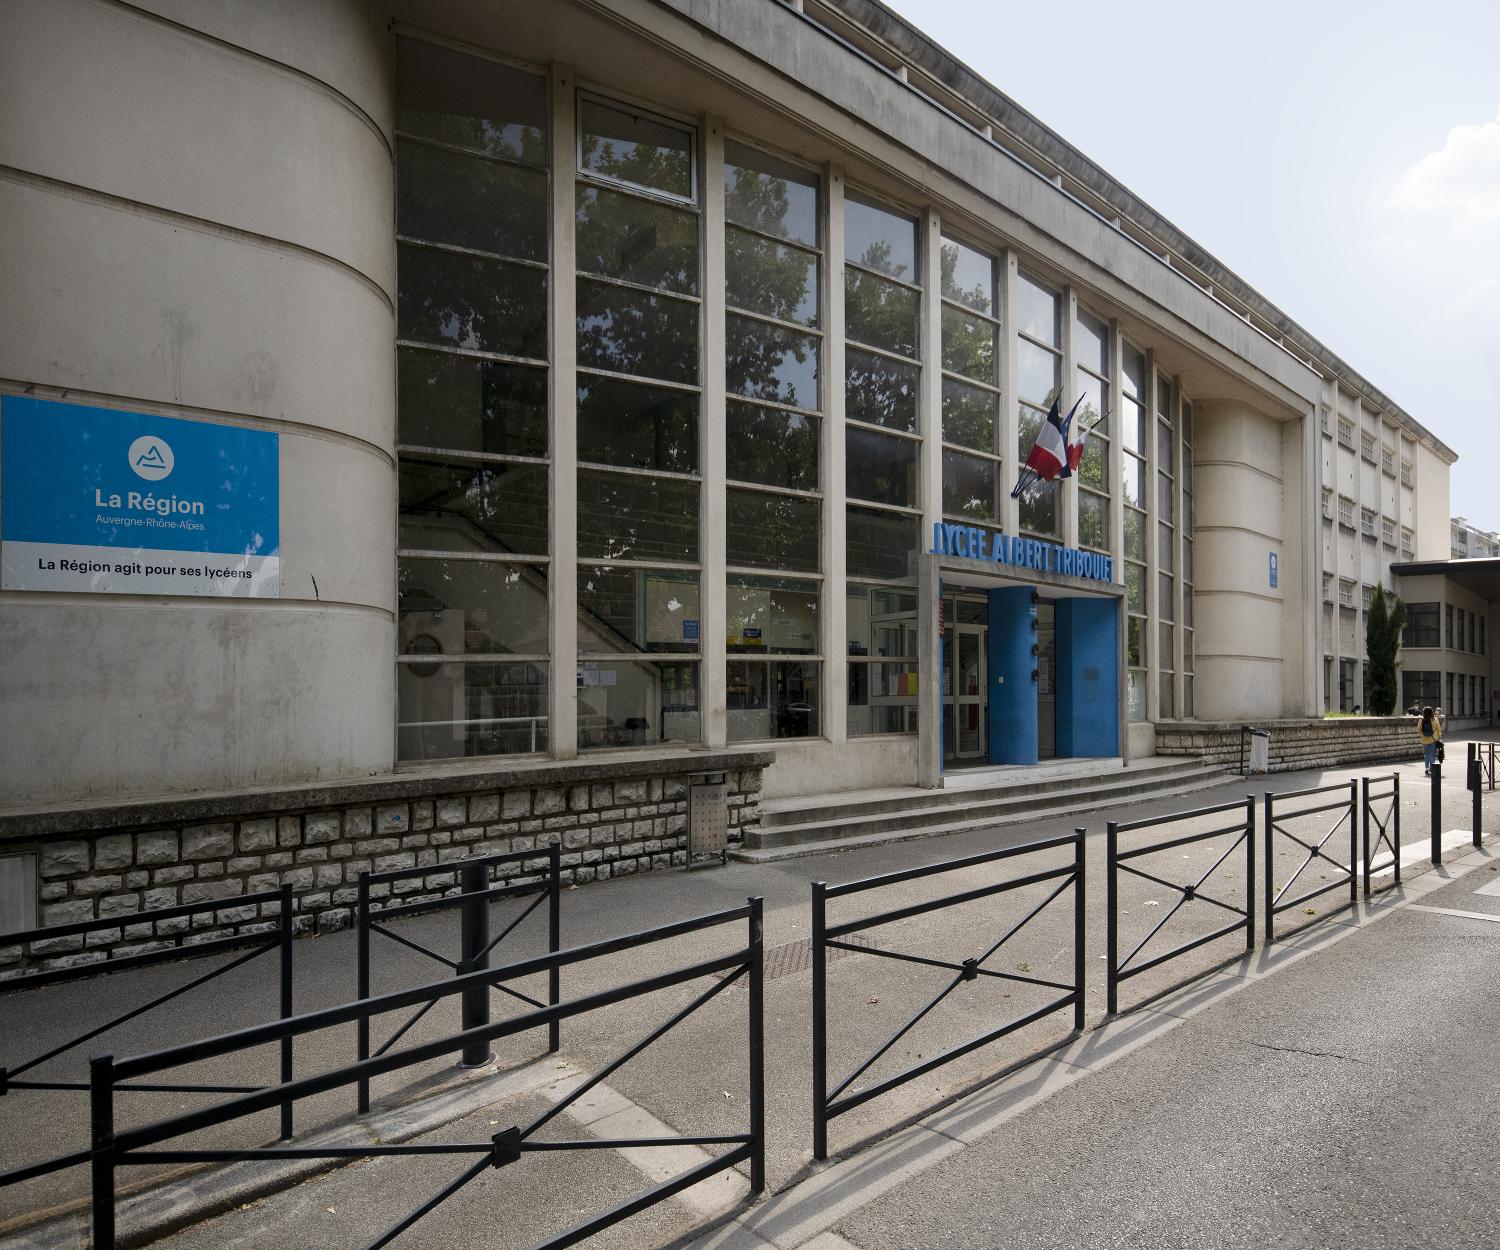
[688,779,730,867]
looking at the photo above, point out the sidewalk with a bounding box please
[2,745,1495,1247]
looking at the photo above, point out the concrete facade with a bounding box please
[0,0,1463,834]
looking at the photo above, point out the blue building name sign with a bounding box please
[930,522,1113,583]
[0,396,280,597]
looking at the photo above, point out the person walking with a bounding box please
[1419,705,1443,775]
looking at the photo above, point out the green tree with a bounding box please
[1365,585,1406,715]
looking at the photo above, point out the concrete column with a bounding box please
[548,64,579,759]
[1173,386,1187,717]
[701,116,728,748]
[917,554,942,787]
[0,0,395,802]
[824,164,848,748]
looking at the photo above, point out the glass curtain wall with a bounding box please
[393,38,551,760]
[723,141,824,741]
[844,192,921,736]
[938,236,1002,523]
[1074,306,1111,551]
[1181,400,1195,717]
[574,96,703,749]
[1015,272,1063,538]
[1156,374,1176,718]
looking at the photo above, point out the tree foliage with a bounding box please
[1365,585,1406,715]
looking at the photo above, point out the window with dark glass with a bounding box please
[1156,372,1176,718]
[1404,603,1440,648]
[576,95,702,749]
[1121,342,1148,721]
[395,36,551,761]
[845,192,921,736]
[939,236,1001,524]
[1075,306,1112,552]
[1015,272,1062,538]
[724,141,824,740]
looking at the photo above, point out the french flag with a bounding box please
[1059,396,1088,477]
[1024,397,1069,480]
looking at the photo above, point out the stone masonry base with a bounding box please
[1154,716,1425,772]
[0,750,772,979]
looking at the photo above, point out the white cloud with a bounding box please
[1384,104,1500,226]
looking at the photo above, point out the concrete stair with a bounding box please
[732,756,1231,862]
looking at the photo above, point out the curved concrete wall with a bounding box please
[0,0,395,803]
[1192,400,1288,720]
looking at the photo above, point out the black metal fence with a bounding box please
[0,887,294,1193]
[356,846,561,1110]
[86,899,765,1250]
[811,831,1084,1160]
[1361,773,1401,895]
[1471,740,1497,792]
[1106,798,1255,1013]
[1264,781,1358,942]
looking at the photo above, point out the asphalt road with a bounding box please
[832,859,1500,1250]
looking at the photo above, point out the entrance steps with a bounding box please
[732,755,1229,862]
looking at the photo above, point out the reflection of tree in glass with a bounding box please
[576,186,698,293]
[726,403,817,492]
[576,280,698,384]
[399,247,548,361]
[581,125,690,198]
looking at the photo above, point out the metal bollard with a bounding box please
[1431,763,1442,865]
[459,860,493,1069]
[1472,747,1483,849]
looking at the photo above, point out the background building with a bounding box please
[0,0,1473,924]
[1451,517,1500,560]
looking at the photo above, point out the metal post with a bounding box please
[548,844,562,1054]
[1473,751,1483,849]
[1392,773,1402,885]
[1431,763,1442,865]
[747,896,765,1194]
[1263,792,1275,944]
[357,871,371,1113]
[89,1054,116,1250]
[278,883,294,1140]
[811,880,828,1161]
[459,860,493,1069]
[1072,829,1086,1031]
[1105,821,1119,1014]
[1244,796,1256,949]
[1348,779,1359,905]
[1361,776,1372,897]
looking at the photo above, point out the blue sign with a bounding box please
[1269,551,1279,589]
[683,618,700,642]
[1,396,280,596]
[930,522,1113,583]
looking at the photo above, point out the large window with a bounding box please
[1121,343,1148,721]
[1015,272,1062,538]
[939,235,1001,523]
[1181,400,1195,718]
[724,141,824,740]
[575,95,702,749]
[1403,602,1440,648]
[1074,307,1112,553]
[394,38,551,761]
[845,192,922,735]
[1155,373,1175,719]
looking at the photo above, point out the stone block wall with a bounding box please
[0,751,770,980]
[1155,717,1423,772]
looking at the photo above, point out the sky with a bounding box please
[882,0,1500,525]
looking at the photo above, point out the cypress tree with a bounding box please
[1365,585,1406,716]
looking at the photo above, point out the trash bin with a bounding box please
[1246,727,1270,775]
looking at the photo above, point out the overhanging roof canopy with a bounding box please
[1393,559,1500,603]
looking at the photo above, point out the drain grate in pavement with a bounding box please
[719,934,880,985]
